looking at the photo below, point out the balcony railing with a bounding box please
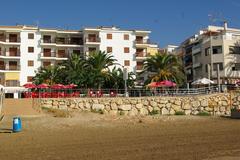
[0,65,20,71]
[136,65,143,70]
[136,52,147,57]
[5,80,20,87]
[0,51,20,57]
[43,52,56,57]
[85,37,101,43]
[56,53,68,58]
[135,39,149,44]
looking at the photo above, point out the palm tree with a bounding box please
[103,67,135,89]
[87,51,117,88]
[62,53,88,87]
[33,65,64,85]
[142,53,185,86]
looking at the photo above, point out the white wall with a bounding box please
[20,30,42,85]
[99,30,136,73]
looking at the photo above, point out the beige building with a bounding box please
[179,22,240,84]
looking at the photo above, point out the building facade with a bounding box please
[0,25,154,97]
[179,23,240,85]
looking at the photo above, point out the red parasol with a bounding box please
[64,84,77,89]
[158,80,176,87]
[51,84,65,89]
[37,83,49,89]
[23,83,36,89]
[147,82,161,88]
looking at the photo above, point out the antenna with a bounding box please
[208,12,228,26]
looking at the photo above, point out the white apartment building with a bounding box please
[0,25,152,98]
[179,22,240,85]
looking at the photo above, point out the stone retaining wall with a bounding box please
[39,93,236,116]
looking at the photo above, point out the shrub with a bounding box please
[197,111,210,116]
[91,109,104,114]
[175,111,186,115]
[149,110,160,115]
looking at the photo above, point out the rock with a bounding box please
[192,101,200,108]
[160,100,168,104]
[139,108,149,116]
[109,110,118,116]
[174,100,181,106]
[78,102,84,109]
[182,103,191,110]
[58,105,67,110]
[69,104,76,109]
[143,100,149,106]
[205,107,213,111]
[219,107,226,112]
[150,101,158,107]
[169,108,175,115]
[153,107,160,111]
[119,110,128,116]
[118,105,132,111]
[136,103,143,109]
[105,105,111,111]
[147,106,153,112]
[110,103,118,110]
[128,108,138,116]
[184,110,191,115]
[85,103,91,109]
[116,99,123,105]
[161,108,169,115]
[172,104,181,111]
[92,104,105,111]
[165,103,171,108]
[201,100,208,107]
[237,96,240,101]
[221,101,228,106]
[192,110,199,115]
[158,104,166,109]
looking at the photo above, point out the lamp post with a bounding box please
[123,67,129,97]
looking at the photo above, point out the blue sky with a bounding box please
[0,0,240,47]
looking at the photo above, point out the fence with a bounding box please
[20,86,223,99]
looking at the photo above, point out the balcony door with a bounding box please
[0,61,5,70]
[43,48,52,57]
[9,48,18,56]
[9,34,18,42]
[9,61,17,70]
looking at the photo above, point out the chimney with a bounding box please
[223,21,228,31]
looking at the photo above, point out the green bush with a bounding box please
[197,111,210,116]
[175,111,186,115]
[149,110,160,115]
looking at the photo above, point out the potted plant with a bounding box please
[231,107,240,119]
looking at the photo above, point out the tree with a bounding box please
[33,65,64,85]
[86,51,117,88]
[103,67,136,89]
[62,53,88,87]
[142,53,185,86]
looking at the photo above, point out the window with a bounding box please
[28,33,34,39]
[232,63,240,71]
[27,76,33,82]
[124,34,129,40]
[28,60,34,67]
[229,46,240,54]
[28,47,34,53]
[205,64,208,72]
[124,60,130,66]
[124,47,130,53]
[43,61,51,67]
[213,63,223,71]
[107,34,112,39]
[212,46,222,54]
[107,47,112,53]
[205,47,210,56]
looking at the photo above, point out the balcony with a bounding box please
[0,65,20,72]
[56,51,68,60]
[85,37,101,45]
[135,39,150,48]
[136,52,148,60]
[5,80,20,87]
[0,34,20,45]
[0,50,21,59]
[136,65,144,72]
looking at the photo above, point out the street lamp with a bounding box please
[122,66,129,97]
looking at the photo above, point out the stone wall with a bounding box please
[39,93,235,116]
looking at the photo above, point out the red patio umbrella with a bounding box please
[147,82,161,88]
[51,84,65,89]
[37,83,49,89]
[159,80,176,87]
[23,83,36,89]
[64,84,77,89]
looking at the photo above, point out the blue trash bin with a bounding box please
[12,117,22,132]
